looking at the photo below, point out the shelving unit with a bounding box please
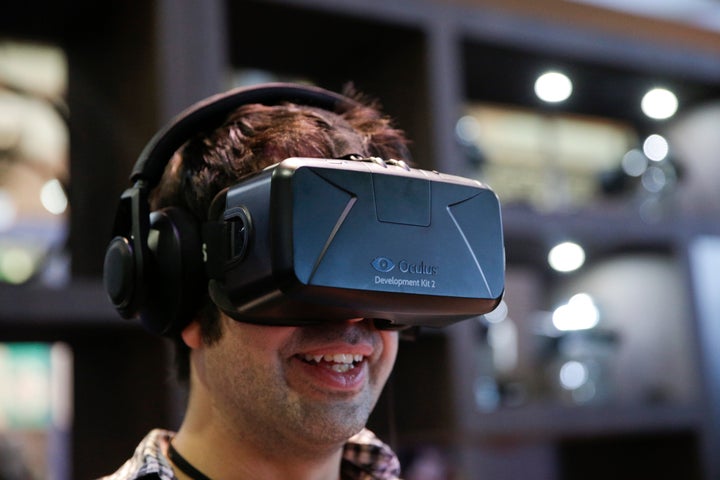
[3,0,720,478]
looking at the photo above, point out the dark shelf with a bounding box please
[0,279,127,327]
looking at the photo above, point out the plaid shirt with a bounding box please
[98,428,402,480]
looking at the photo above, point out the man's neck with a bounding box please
[169,412,346,480]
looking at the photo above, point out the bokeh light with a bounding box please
[552,293,600,331]
[642,134,669,162]
[559,360,589,390]
[548,241,586,273]
[0,247,36,284]
[534,71,573,103]
[641,87,678,120]
[621,149,648,177]
[40,179,67,215]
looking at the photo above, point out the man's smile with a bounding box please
[300,353,366,373]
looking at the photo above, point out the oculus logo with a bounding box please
[372,257,396,273]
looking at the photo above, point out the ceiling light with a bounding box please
[641,88,678,120]
[534,71,573,103]
[548,241,585,272]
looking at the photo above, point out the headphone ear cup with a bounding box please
[104,186,149,321]
[104,234,142,318]
[139,207,207,336]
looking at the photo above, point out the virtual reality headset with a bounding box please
[202,156,505,328]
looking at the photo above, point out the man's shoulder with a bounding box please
[95,429,177,480]
[342,428,401,480]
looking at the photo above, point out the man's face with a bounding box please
[196,314,398,452]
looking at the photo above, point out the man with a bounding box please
[100,83,412,480]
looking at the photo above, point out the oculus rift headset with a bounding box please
[103,82,505,337]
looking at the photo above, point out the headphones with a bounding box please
[103,83,363,336]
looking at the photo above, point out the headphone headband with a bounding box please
[131,82,358,188]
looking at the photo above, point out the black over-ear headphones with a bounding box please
[103,83,362,336]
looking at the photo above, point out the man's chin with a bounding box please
[297,402,371,444]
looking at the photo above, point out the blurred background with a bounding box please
[1,0,719,479]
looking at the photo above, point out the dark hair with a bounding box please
[149,84,411,382]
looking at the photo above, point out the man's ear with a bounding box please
[181,319,203,349]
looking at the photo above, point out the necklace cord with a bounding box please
[168,442,213,480]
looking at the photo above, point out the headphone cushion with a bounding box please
[139,207,207,336]
[103,235,139,315]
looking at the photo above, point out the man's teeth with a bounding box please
[304,353,364,363]
[302,353,364,372]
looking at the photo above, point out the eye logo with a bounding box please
[372,257,395,273]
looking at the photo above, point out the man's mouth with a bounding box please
[300,353,365,373]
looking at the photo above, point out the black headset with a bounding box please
[102,83,362,336]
